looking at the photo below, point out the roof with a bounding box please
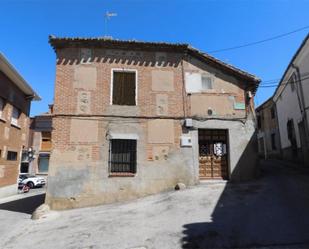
[0,53,41,101]
[273,33,309,101]
[49,36,261,87]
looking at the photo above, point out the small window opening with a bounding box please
[7,151,18,161]
[201,75,213,90]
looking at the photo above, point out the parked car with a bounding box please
[18,175,46,189]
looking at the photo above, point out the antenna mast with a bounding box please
[104,11,117,37]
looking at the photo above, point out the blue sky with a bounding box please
[1,0,309,116]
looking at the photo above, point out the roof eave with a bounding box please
[49,35,261,89]
[0,53,41,101]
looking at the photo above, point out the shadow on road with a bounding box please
[0,194,45,214]
[181,148,309,248]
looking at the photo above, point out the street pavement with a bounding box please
[0,160,309,249]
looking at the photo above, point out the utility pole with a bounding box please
[104,11,117,37]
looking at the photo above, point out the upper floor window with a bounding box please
[289,73,296,92]
[41,131,52,151]
[185,72,215,93]
[11,107,20,126]
[201,75,213,90]
[0,98,4,118]
[112,70,136,106]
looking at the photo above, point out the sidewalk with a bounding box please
[0,187,46,205]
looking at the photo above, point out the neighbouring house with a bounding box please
[0,53,40,198]
[24,104,53,176]
[273,34,309,165]
[256,97,281,159]
[46,36,260,209]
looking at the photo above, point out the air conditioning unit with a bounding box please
[184,118,193,128]
[180,135,193,147]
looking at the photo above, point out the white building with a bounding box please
[273,34,309,165]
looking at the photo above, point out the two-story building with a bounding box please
[273,34,309,165]
[0,53,40,198]
[256,97,281,159]
[26,104,53,176]
[46,36,260,209]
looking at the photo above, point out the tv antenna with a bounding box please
[104,11,117,37]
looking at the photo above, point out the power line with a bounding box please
[259,75,309,88]
[208,25,309,53]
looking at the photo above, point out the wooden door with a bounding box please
[198,129,228,180]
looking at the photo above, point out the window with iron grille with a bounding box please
[112,71,136,106]
[7,151,18,161]
[109,139,137,174]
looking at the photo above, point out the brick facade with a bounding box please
[0,71,31,196]
[47,38,260,209]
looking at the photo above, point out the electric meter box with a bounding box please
[180,135,193,147]
[184,118,193,128]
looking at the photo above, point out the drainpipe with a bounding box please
[291,64,309,146]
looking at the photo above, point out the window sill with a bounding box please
[0,117,6,123]
[109,172,136,177]
[11,123,21,129]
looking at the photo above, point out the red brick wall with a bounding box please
[0,72,30,187]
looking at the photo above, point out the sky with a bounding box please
[1,0,309,116]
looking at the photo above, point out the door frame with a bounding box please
[198,128,230,180]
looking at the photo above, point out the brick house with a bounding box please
[47,36,260,209]
[0,53,40,198]
[26,104,53,176]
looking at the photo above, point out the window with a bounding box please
[20,162,29,173]
[0,98,3,118]
[287,119,295,141]
[289,73,296,92]
[41,131,52,151]
[271,107,275,119]
[7,151,18,161]
[271,133,277,150]
[109,139,137,174]
[38,153,50,173]
[201,75,213,90]
[112,71,136,105]
[11,107,19,126]
[257,115,262,129]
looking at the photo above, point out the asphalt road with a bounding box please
[1,160,309,249]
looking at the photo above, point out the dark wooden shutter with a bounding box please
[113,72,136,105]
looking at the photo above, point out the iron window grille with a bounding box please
[109,139,137,174]
[7,151,18,161]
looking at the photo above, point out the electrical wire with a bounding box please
[208,26,309,53]
[259,74,309,88]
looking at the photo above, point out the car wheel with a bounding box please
[27,181,34,188]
